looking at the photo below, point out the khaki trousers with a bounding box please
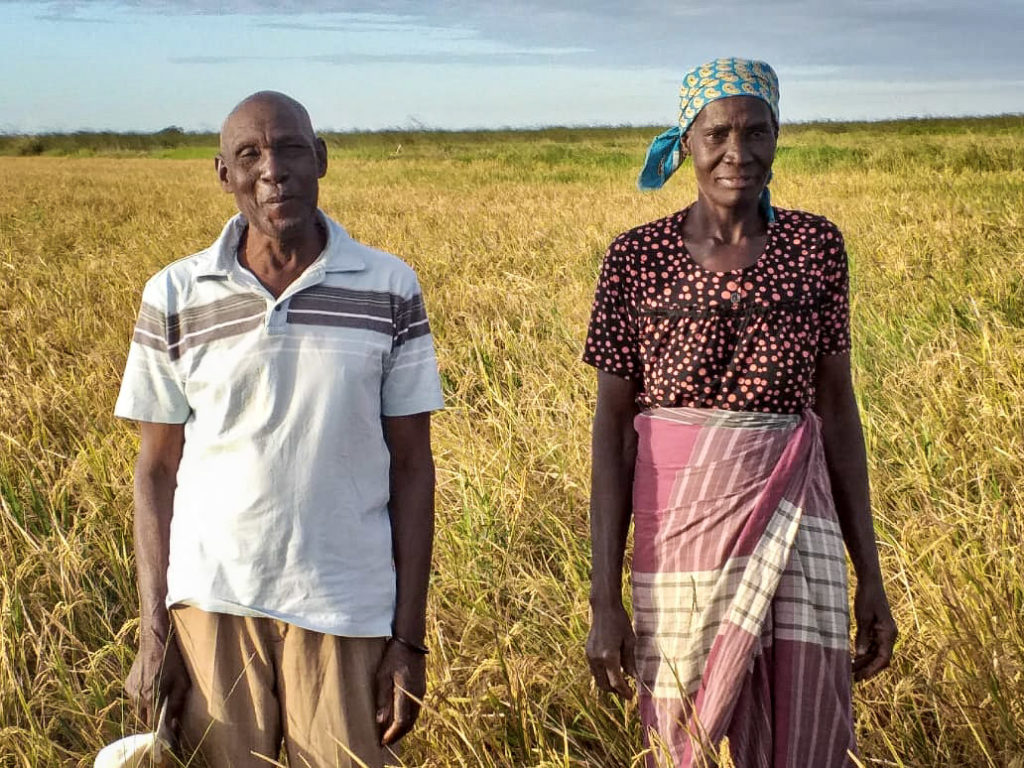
[171,605,390,768]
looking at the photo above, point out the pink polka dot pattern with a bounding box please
[583,207,851,414]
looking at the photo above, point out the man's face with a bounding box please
[683,96,777,211]
[215,97,327,240]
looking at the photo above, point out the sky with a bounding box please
[3,0,1024,133]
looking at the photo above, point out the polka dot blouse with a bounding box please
[583,207,851,414]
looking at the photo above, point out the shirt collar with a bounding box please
[195,210,366,279]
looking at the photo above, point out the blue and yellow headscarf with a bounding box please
[638,57,780,219]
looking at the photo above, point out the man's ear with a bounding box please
[214,154,232,192]
[315,137,328,178]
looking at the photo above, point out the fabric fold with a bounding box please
[631,407,855,767]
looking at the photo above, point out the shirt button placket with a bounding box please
[267,298,288,335]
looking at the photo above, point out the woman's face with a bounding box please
[682,96,777,213]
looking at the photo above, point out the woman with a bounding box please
[583,58,897,767]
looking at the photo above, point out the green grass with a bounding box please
[1,119,1023,767]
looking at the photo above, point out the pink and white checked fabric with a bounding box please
[631,407,855,767]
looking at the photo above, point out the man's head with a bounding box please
[215,91,328,241]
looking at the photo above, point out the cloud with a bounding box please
[171,49,592,66]
[34,12,113,23]
[253,20,475,37]
[19,0,1024,79]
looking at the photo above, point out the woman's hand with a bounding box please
[814,355,897,682]
[851,576,897,682]
[587,372,641,700]
[587,601,637,699]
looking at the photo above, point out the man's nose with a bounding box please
[259,149,288,181]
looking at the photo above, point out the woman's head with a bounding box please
[676,59,779,139]
[683,95,777,215]
[637,58,780,217]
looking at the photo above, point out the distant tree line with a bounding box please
[1,115,1021,157]
[0,126,219,156]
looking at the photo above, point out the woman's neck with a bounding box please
[682,198,768,271]
[683,197,766,245]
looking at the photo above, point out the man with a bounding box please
[115,91,444,768]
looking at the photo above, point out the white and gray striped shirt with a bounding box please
[115,211,444,637]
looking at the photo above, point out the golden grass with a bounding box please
[1,123,1023,766]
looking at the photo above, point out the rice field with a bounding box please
[1,117,1023,767]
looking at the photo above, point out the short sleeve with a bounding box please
[382,277,444,417]
[582,236,640,379]
[114,280,191,424]
[817,226,852,356]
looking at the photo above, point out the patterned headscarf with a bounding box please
[637,58,780,219]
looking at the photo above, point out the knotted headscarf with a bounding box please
[637,58,780,220]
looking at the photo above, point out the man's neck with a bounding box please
[237,219,327,298]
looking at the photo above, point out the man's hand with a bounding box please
[381,413,433,745]
[586,601,637,699]
[125,630,190,735]
[375,640,426,746]
[852,577,897,682]
[129,421,186,732]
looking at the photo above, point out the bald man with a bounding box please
[116,92,444,767]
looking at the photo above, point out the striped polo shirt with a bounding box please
[115,211,444,637]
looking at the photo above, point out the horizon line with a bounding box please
[3,113,1024,138]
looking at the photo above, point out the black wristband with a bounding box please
[389,635,429,655]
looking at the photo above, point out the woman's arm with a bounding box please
[814,352,897,681]
[586,370,641,698]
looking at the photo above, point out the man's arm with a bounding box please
[124,421,190,731]
[814,353,897,681]
[375,412,435,746]
[586,370,640,699]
